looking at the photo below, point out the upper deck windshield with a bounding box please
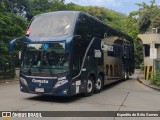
[28,12,77,37]
[21,42,69,77]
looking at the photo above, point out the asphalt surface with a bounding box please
[0,70,160,120]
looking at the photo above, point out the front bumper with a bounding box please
[20,81,72,97]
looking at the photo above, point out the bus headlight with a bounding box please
[54,79,68,88]
[20,77,28,86]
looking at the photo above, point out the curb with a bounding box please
[137,77,160,91]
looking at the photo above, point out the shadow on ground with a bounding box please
[25,78,134,103]
[26,94,83,103]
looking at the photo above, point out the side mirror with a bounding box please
[9,37,24,53]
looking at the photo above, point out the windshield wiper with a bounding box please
[27,62,32,75]
[46,57,54,76]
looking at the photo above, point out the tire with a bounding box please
[94,75,103,93]
[84,77,94,97]
[124,72,129,80]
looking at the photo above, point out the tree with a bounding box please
[29,0,66,17]
[0,1,27,63]
[130,0,158,33]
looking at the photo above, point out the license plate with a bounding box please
[35,88,44,93]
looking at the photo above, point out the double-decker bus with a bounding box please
[9,11,134,96]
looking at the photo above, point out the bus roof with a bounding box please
[34,11,80,19]
[34,11,132,41]
[81,12,132,41]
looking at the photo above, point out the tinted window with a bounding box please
[21,43,69,76]
[90,18,105,39]
[76,14,106,39]
[72,37,90,77]
[76,14,91,37]
[144,44,150,57]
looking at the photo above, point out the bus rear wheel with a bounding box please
[124,72,129,80]
[94,76,103,93]
[84,77,94,97]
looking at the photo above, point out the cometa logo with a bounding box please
[32,79,49,84]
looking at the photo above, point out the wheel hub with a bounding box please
[87,80,93,93]
[95,78,101,90]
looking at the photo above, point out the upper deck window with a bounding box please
[28,12,77,37]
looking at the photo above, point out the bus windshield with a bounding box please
[28,12,77,37]
[21,42,69,77]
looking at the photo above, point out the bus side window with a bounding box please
[72,55,81,76]
[72,37,89,77]
[89,18,105,39]
[76,14,91,38]
[114,65,118,76]
[123,40,130,58]
[106,65,109,76]
[110,65,113,77]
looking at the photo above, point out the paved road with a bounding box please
[0,70,160,120]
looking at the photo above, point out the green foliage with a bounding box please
[131,0,159,33]
[65,5,127,31]
[151,9,160,32]
[152,70,160,86]
[138,11,151,33]
[123,11,141,68]
[134,39,143,68]
[0,1,27,63]
[124,13,139,37]
[13,0,128,31]
[28,0,66,17]
[88,7,126,31]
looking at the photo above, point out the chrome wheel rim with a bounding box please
[95,78,101,90]
[87,79,93,93]
[125,73,127,79]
